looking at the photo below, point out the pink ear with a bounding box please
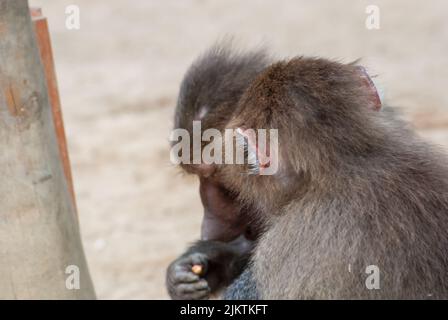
[355,66,382,111]
[236,128,276,175]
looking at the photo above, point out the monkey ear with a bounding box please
[355,66,383,111]
[236,128,278,175]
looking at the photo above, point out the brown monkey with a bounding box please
[166,45,269,300]
[222,56,448,299]
[168,45,448,299]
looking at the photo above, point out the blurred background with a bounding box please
[28,0,448,299]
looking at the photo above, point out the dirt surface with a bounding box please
[28,0,448,299]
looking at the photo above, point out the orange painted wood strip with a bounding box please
[31,8,77,211]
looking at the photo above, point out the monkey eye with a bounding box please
[235,130,260,175]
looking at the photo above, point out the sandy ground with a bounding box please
[28,0,448,299]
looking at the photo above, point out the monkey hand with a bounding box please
[166,252,211,300]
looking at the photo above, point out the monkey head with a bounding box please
[173,47,383,242]
[218,57,384,216]
[172,45,270,242]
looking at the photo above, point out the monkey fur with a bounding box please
[167,44,448,299]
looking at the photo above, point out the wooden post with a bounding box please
[31,7,77,210]
[0,0,95,299]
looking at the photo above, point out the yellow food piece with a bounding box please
[191,264,203,275]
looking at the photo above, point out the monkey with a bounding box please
[222,56,448,299]
[166,44,270,300]
[168,45,448,299]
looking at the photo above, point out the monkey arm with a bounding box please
[166,236,253,300]
[223,268,260,300]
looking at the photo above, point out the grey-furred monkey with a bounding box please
[166,43,448,299]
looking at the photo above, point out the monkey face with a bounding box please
[172,46,273,243]
[199,176,249,241]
